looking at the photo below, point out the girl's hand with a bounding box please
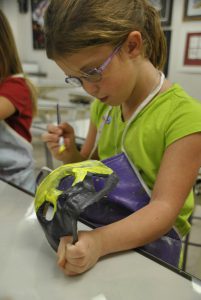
[42,122,79,163]
[57,230,102,276]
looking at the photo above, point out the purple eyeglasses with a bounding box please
[65,44,122,87]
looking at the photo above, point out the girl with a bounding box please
[42,0,201,275]
[0,9,37,193]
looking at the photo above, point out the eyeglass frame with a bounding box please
[64,43,122,87]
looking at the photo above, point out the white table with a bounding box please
[0,179,201,300]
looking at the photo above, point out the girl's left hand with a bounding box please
[57,230,102,276]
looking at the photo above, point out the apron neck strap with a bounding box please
[89,71,165,159]
[121,71,165,151]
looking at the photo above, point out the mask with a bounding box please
[34,160,118,251]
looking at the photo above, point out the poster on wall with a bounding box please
[184,32,201,67]
[31,0,49,49]
[149,0,173,26]
[163,30,172,77]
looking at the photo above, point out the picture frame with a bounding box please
[149,0,173,26]
[184,32,201,67]
[184,0,201,21]
[31,0,49,49]
[176,29,201,74]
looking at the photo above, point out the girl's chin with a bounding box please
[99,96,109,103]
[98,96,121,106]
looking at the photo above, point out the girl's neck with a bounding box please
[121,63,169,121]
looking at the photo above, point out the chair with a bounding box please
[182,179,201,272]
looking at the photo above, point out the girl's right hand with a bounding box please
[42,122,79,163]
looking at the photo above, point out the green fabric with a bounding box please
[90,83,201,237]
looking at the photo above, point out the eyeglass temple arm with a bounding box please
[97,45,122,72]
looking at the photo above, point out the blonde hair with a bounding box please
[0,9,37,116]
[44,0,167,70]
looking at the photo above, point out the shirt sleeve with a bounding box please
[165,96,201,147]
[0,77,30,115]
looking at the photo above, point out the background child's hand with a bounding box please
[57,230,102,276]
[42,122,79,163]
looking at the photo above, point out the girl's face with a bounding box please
[55,43,140,107]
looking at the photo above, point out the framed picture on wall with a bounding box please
[184,0,201,20]
[163,30,172,77]
[31,0,49,49]
[176,29,201,74]
[149,0,173,26]
[184,32,201,67]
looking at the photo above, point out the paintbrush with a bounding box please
[56,103,66,153]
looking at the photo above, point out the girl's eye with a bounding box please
[82,67,97,75]
[87,68,99,76]
[80,68,102,82]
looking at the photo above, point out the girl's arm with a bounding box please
[57,132,201,275]
[97,132,201,254]
[0,96,16,120]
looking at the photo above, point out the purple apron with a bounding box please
[36,151,181,267]
[75,152,182,267]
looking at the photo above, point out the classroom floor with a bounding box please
[32,135,201,281]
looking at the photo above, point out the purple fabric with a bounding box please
[80,152,182,267]
[80,153,150,226]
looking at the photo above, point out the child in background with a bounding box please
[42,0,201,275]
[0,9,37,193]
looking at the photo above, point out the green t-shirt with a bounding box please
[91,84,201,236]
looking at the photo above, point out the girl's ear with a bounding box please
[124,31,143,58]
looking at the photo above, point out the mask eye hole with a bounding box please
[43,202,54,221]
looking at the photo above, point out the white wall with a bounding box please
[168,0,201,99]
[1,0,201,99]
